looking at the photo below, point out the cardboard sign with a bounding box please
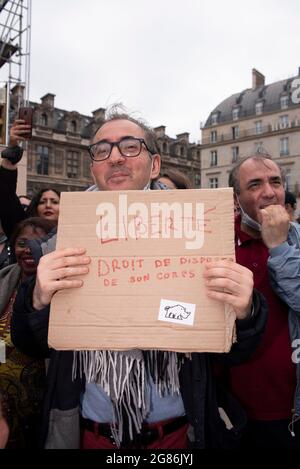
[49,188,236,353]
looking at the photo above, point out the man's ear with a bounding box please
[233,192,239,206]
[150,154,161,180]
[233,193,240,214]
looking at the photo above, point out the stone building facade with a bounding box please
[201,68,300,201]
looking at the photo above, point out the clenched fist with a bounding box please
[259,204,290,249]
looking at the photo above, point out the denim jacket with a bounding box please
[268,222,300,417]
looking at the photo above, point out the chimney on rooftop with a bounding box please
[252,69,265,89]
[41,93,55,108]
[154,126,166,138]
[92,107,106,122]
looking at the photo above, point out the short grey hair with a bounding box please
[93,104,160,155]
[228,152,286,194]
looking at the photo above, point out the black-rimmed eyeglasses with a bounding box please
[88,136,155,162]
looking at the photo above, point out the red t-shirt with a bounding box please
[230,218,296,420]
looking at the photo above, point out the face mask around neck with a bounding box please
[143,181,151,191]
[237,197,262,232]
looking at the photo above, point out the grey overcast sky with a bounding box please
[28,0,300,141]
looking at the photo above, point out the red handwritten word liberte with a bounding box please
[95,195,210,250]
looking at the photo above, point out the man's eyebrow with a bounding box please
[246,176,282,186]
[247,178,262,185]
[94,135,137,144]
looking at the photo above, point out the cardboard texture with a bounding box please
[49,188,236,353]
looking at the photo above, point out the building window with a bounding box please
[195,174,200,187]
[285,169,292,191]
[41,113,48,126]
[67,151,80,178]
[54,150,64,174]
[83,154,91,178]
[232,126,239,139]
[279,115,289,128]
[36,146,49,175]
[280,95,289,109]
[210,131,217,143]
[232,146,239,163]
[232,108,240,120]
[255,102,264,115]
[162,142,168,153]
[70,120,77,133]
[211,113,219,125]
[209,177,219,189]
[210,150,218,167]
[280,137,289,156]
[255,121,262,134]
[180,146,185,157]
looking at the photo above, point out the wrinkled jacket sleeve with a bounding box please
[11,276,50,358]
[0,166,26,239]
[217,289,268,366]
[268,236,300,314]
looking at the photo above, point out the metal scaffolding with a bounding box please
[0,0,32,142]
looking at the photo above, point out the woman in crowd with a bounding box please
[157,168,193,189]
[0,119,61,239]
[26,188,60,221]
[0,217,55,448]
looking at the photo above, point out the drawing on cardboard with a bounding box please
[164,304,191,321]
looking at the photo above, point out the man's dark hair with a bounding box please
[228,152,286,194]
[94,104,160,155]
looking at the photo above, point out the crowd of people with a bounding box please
[0,108,299,449]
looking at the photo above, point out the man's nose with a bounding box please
[262,183,277,198]
[108,144,125,164]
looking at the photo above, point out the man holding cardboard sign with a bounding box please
[12,109,267,449]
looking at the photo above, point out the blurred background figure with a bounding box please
[0,119,61,241]
[285,191,297,222]
[0,217,55,448]
[0,185,60,241]
[26,188,60,221]
[0,220,13,270]
[0,400,9,449]
[157,168,193,189]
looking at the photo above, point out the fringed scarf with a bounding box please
[72,350,185,447]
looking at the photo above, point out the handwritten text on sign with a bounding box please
[98,255,233,287]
